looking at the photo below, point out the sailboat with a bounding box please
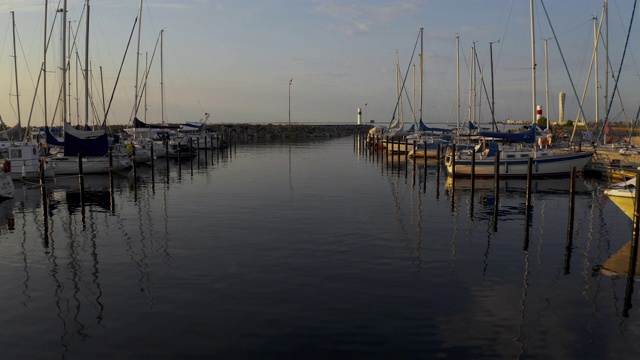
[379,28,444,155]
[444,0,594,178]
[176,113,224,150]
[0,12,55,181]
[46,0,131,175]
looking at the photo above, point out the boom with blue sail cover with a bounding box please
[478,126,536,143]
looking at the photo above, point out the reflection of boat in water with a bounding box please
[64,190,111,214]
[50,173,130,214]
[0,197,15,231]
[599,240,640,277]
[599,178,640,277]
[445,176,592,195]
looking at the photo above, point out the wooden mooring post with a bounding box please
[435,144,441,181]
[109,150,114,209]
[78,154,85,213]
[178,145,182,173]
[132,145,137,188]
[412,140,417,173]
[424,140,427,167]
[385,136,389,165]
[524,158,533,250]
[404,139,408,178]
[450,144,456,193]
[150,143,155,191]
[165,139,170,169]
[397,138,401,168]
[189,138,194,176]
[196,137,201,170]
[203,137,208,166]
[404,139,409,167]
[492,152,500,232]
[624,172,640,317]
[39,159,49,247]
[470,149,476,191]
[469,151,476,217]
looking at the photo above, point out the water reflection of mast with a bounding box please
[412,165,423,270]
[583,191,600,337]
[161,176,171,264]
[536,199,546,269]
[45,197,70,354]
[450,187,458,270]
[289,143,293,195]
[482,209,493,277]
[20,201,31,306]
[135,183,155,308]
[388,174,409,240]
[516,250,530,359]
[84,190,106,323]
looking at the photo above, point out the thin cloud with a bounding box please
[314,0,422,36]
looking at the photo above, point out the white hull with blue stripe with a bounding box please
[445,143,594,178]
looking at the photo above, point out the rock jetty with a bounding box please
[207,124,373,140]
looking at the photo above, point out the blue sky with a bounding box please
[0,0,637,127]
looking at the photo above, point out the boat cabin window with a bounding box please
[520,154,528,158]
[10,149,22,159]
[506,154,515,158]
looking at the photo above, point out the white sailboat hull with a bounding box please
[52,155,131,175]
[445,148,594,178]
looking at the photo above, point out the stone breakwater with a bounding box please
[207,124,373,140]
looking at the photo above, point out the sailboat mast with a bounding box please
[85,0,90,128]
[413,64,416,126]
[396,53,403,129]
[43,0,48,130]
[134,0,143,118]
[544,38,549,129]
[61,0,67,124]
[530,0,536,125]
[468,45,474,125]
[604,0,608,130]
[419,27,423,124]
[594,15,599,128]
[490,40,497,131]
[456,34,460,130]
[11,11,22,130]
[161,29,165,124]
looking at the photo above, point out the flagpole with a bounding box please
[289,78,292,125]
[364,102,367,124]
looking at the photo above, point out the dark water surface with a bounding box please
[0,137,639,359]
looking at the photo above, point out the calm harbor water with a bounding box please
[0,136,639,359]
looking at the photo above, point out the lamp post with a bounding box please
[288,78,292,125]
[364,102,367,123]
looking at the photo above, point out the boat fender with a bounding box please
[3,160,11,174]
[538,137,549,148]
